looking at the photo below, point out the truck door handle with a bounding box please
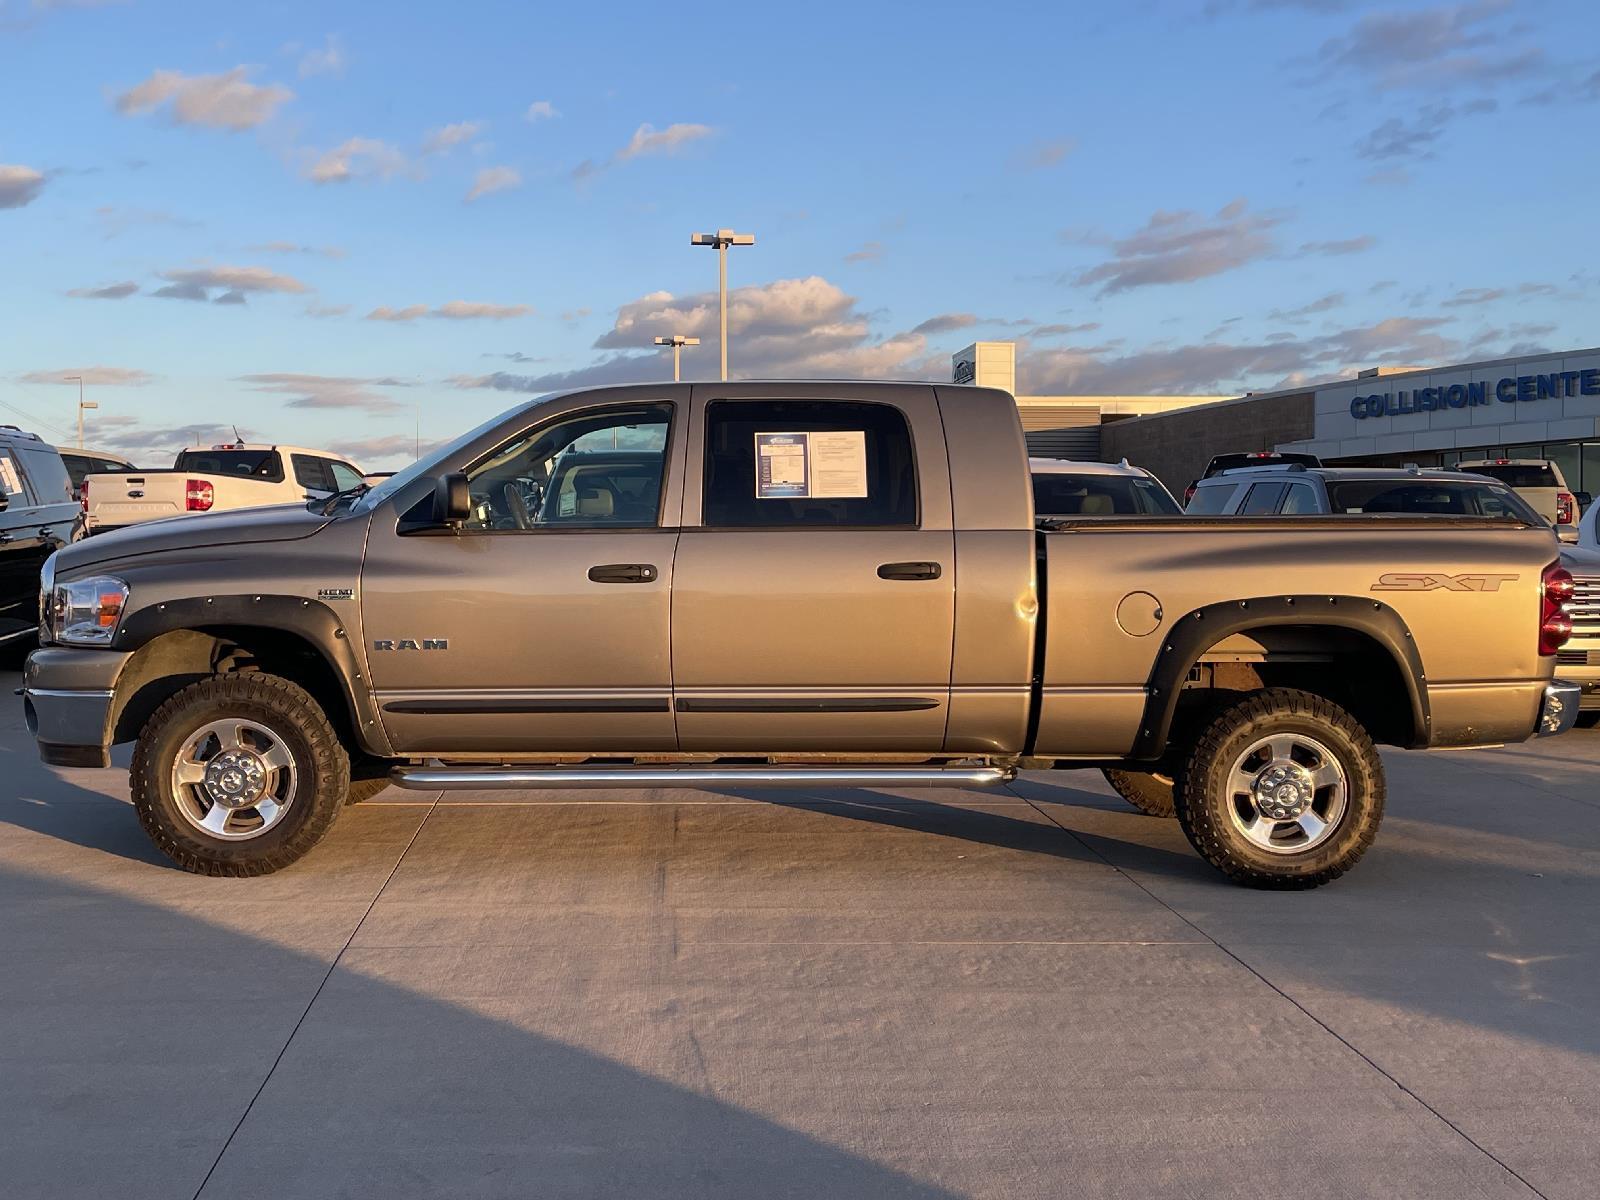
[877,561,942,581]
[0,531,11,544]
[588,563,658,584]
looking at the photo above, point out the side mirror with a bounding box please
[434,473,471,526]
[1556,523,1580,544]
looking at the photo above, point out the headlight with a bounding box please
[37,552,56,642]
[46,575,129,646]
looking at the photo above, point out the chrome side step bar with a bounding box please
[390,764,1015,792]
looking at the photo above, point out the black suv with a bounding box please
[0,427,77,655]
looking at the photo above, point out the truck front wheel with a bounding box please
[1101,769,1176,817]
[130,674,350,876]
[1175,688,1383,889]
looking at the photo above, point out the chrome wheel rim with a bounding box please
[1224,732,1347,855]
[170,718,298,842]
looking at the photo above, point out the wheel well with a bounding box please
[111,626,359,749]
[1176,624,1419,749]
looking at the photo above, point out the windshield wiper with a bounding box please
[316,482,371,515]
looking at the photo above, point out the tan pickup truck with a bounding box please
[22,382,1582,887]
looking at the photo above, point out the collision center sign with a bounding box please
[1351,368,1600,420]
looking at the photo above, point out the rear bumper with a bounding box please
[21,646,134,768]
[1554,663,1600,711]
[1538,682,1583,737]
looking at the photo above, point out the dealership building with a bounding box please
[972,340,1600,496]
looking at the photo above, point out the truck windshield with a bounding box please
[1325,479,1541,521]
[1032,473,1179,516]
[175,450,283,481]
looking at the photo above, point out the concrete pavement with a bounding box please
[2,667,1597,1199]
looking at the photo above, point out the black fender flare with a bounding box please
[1128,594,1430,761]
[112,594,391,756]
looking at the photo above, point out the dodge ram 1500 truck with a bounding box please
[22,382,1583,887]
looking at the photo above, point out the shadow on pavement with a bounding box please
[0,858,966,1200]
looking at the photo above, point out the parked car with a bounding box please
[0,426,76,654]
[1030,457,1181,519]
[1456,458,1578,533]
[1183,450,1322,504]
[1556,541,1600,728]
[1187,463,1546,522]
[24,382,1578,886]
[82,443,365,536]
[58,448,135,491]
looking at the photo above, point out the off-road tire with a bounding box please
[1102,768,1176,817]
[1174,688,1383,890]
[130,674,349,876]
[345,775,393,806]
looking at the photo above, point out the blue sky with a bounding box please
[1,0,1596,467]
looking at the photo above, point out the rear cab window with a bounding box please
[1032,472,1179,516]
[702,399,917,528]
[1460,463,1559,489]
[175,449,285,481]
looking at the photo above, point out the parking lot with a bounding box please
[2,666,1597,1200]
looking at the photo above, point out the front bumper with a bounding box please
[1537,682,1584,737]
[21,646,134,767]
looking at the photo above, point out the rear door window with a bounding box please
[329,461,365,491]
[1280,482,1321,514]
[292,455,335,492]
[702,399,917,528]
[1239,482,1287,515]
[0,448,29,503]
[1186,482,1236,514]
[17,447,74,504]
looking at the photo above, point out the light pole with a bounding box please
[653,334,700,382]
[690,228,755,381]
[64,376,96,448]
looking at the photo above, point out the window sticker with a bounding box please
[754,431,867,499]
[755,432,809,498]
[0,455,21,496]
[808,431,868,498]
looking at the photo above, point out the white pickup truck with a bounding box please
[82,444,366,536]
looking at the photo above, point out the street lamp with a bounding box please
[64,376,97,448]
[690,228,755,381]
[653,334,700,382]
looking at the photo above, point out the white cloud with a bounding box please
[421,120,483,154]
[0,164,47,208]
[247,241,345,258]
[368,301,531,322]
[238,373,404,412]
[115,67,293,130]
[616,121,714,161]
[305,137,407,183]
[573,121,715,180]
[160,264,310,294]
[299,35,345,78]
[525,100,558,122]
[21,366,154,386]
[466,165,521,202]
[1077,200,1287,294]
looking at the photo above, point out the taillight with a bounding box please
[1556,492,1575,525]
[1541,562,1575,655]
[79,478,89,512]
[185,479,214,511]
[1184,482,1197,505]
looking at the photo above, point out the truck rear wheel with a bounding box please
[129,674,349,876]
[1174,688,1383,889]
[1102,769,1176,817]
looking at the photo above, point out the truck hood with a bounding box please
[59,504,336,571]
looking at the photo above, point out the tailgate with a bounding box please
[87,474,185,524]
